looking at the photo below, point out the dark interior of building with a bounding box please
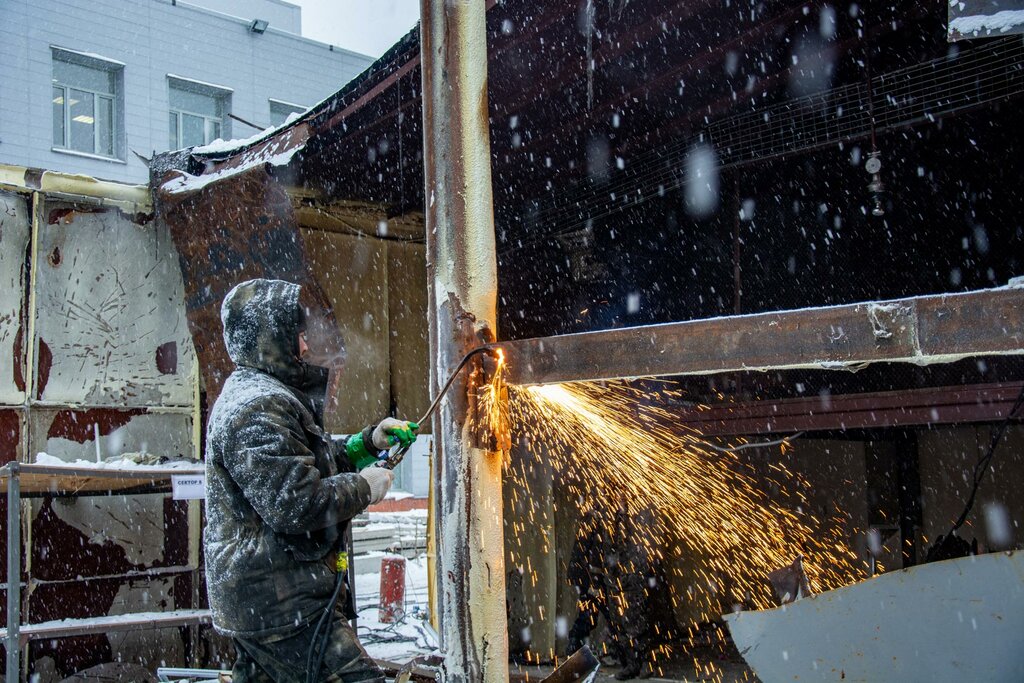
[180,0,1024,672]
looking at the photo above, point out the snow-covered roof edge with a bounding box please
[178,22,421,162]
[948,3,1024,41]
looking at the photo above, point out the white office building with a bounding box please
[0,0,374,184]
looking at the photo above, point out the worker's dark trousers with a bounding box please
[231,608,384,683]
[567,596,613,655]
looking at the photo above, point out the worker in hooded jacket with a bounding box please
[567,504,662,680]
[205,278,418,682]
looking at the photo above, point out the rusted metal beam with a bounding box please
[421,0,508,681]
[292,201,425,241]
[676,382,1024,437]
[502,287,1024,386]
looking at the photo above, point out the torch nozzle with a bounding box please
[416,344,504,426]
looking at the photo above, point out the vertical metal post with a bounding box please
[504,452,557,659]
[420,1,509,681]
[6,464,21,682]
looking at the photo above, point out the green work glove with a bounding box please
[372,418,420,450]
[345,431,379,471]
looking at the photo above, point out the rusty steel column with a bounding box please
[420,1,508,682]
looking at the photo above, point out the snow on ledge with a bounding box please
[159,145,300,194]
[34,452,200,470]
[950,10,1024,35]
[1,609,211,637]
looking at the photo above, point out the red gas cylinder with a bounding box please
[379,554,407,623]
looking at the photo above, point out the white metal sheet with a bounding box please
[725,551,1024,682]
[0,191,30,405]
[34,203,196,406]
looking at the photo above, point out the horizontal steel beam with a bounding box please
[501,287,1024,386]
[676,382,1024,436]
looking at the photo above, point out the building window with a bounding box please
[269,99,306,127]
[168,76,231,149]
[51,48,124,159]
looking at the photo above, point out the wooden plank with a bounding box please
[502,287,1024,386]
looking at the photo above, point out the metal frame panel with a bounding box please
[33,200,196,407]
[0,192,30,405]
[0,172,201,679]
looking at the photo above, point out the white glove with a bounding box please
[372,418,419,450]
[358,465,394,505]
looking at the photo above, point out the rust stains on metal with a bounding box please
[315,58,421,136]
[45,409,141,443]
[0,411,19,465]
[501,287,1024,387]
[33,199,194,407]
[1,190,31,398]
[13,325,26,393]
[192,123,311,178]
[677,381,1024,436]
[439,293,482,420]
[0,183,196,675]
[422,0,507,679]
[47,207,106,226]
[25,494,194,677]
[35,338,52,398]
[31,498,132,581]
[467,324,504,452]
[155,165,334,406]
[155,341,178,375]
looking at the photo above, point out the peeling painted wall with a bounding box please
[0,182,203,679]
[29,409,194,463]
[34,203,195,407]
[0,192,29,405]
[0,410,23,465]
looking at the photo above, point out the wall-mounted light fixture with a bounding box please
[249,18,269,34]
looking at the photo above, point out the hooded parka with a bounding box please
[204,278,374,639]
